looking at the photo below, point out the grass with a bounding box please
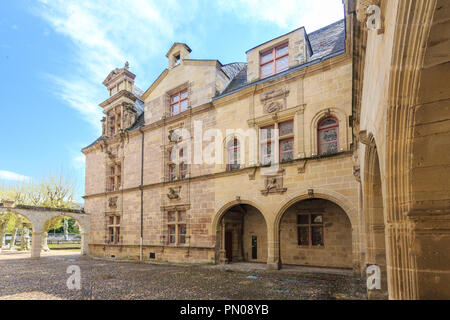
[48,243,81,250]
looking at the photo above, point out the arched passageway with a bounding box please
[216,203,267,264]
[279,198,353,269]
[0,201,89,258]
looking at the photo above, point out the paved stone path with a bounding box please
[0,251,367,300]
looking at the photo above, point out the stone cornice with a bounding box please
[83,151,353,199]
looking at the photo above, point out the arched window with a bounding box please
[227,138,240,171]
[318,117,339,156]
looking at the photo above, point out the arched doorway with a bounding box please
[279,198,353,269]
[363,142,388,299]
[216,204,267,264]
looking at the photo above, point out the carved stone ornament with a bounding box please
[353,166,361,182]
[261,175,287,195]
[108,196,118,209]
[167,187,181,200]
[264,101,283,114]
[168,130,182,143]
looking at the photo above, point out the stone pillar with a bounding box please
[295,106,306,159]
[219,220,227,264]
[81,233,90,255]
[31,232,42,259]
[266,225,281,270]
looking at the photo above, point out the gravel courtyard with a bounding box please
[0,251,367,300]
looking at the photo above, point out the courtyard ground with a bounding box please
[0,251,367,300]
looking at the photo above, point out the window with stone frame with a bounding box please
[107,106,122,137]
[318,117,339,156]
[227,138,241,172]
[260,42,289,79]
[168,148,188,181]
[170,89,189,116]
[107,163,121,192]
[167,210,187,245]
[297,213,324,246]
[108,215,121,244]
[260,120,294,165]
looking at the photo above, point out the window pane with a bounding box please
[115,216,120,225]
[312,227,324,246]
[279,121,293,136]
[297,215,309,225]
[276,44,288,57]
[261,143,272,165]
[320,142,338,155]
[280,139,294,162]
[178,211,186,222]
[276,56,289,72]
[109,216,114,225]
[261,62,273,77]
[320,128,338,143]
[171,103,179,116]
[180,90,188,99]
[168,225,176,244]
[260,51,273,64]
[180,99,188,112]
[109,227,114,243]
[260,126,274,140]
[298,226,309,245]
[168,211,176,223]
[171,94,179,103]
[115,227,120,243]
[320,118,337,128]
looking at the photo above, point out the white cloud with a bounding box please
[33,0,343,133]
[217,0,344,32]
[33,0,201,132]
[0,170,31,182]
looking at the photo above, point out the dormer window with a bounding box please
[170,89,189,116]
[260,42,289,78]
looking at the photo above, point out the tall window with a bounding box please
[297,213,324,246]
[107,107,122,136]
[260,120,294,165]
[168,148,188,181]
[227,138,240,171]
[170,89,189,116]
[107,163,121,192]
[260,42,289,78]
[108,216,121,244]
[318,117,339,156]
[167,211,187,245]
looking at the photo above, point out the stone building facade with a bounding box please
[82,0,450,300]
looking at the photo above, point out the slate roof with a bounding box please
[218,19,346,98]
[308,19,346,60]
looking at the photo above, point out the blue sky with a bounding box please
[0,0,344,202]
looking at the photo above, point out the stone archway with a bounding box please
[0,201,90,258]
[362,136,388,299]
[273,190,359,271]
[214,200,268,265]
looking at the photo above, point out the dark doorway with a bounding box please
[225,231,233,262]
[252,236,258,260]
